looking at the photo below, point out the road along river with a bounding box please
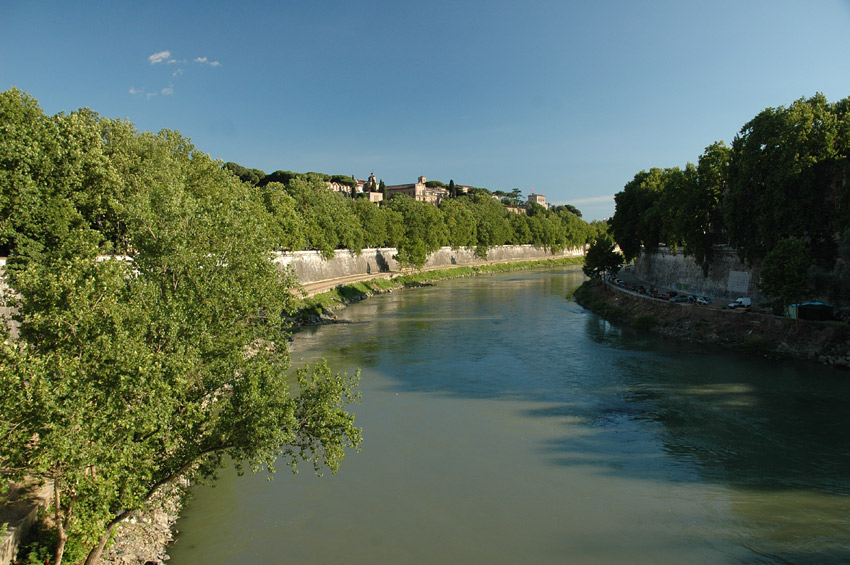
[167,266,850,564]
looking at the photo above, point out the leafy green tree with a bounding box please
[758,237,812,309]
[464,191,511,258]
[725,94,845,267]
[353,197,391,248]
[224,162,264,185]
[0,93,362,565]
[582,236,624,279]
[610,168,666,260]
[551,204,582,218]
[448,179,456,198]
[386,195,447,268]
[508,213,532,245]
[439,198,477,249]
[810,228,850,306]
[287,178,364,258]
[258,169,300,187]
[258,182,307,251]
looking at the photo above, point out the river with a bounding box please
[168,266,850,564]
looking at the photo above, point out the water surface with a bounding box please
[169,267,850,564]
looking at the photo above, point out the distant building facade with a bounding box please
[385,176,448,204]
[527,193,547,208]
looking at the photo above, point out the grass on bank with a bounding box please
[292,257,583,324]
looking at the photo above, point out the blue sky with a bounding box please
[2,1,850,220]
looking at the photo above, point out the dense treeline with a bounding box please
[0,89,363,564]
[610,93,850,306]
[247,178,604,266]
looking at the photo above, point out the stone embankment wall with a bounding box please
[274,245,584,284]
[633,246,761,303]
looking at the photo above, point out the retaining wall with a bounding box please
[273,245,585,284]
[633,246,761,302]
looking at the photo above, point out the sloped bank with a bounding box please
[573,279,850,369]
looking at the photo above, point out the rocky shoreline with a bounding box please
[574,279,850,369]
[101,481,188,565]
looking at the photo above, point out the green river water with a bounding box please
[168,266,850,564]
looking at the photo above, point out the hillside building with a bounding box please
[385,176,448,204]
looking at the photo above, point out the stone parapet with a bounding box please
[273,245,584,285]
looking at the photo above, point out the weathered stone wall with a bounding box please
[273,245,584,284]
[633,246,761,302]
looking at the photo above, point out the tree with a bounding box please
[0,94,362,564]
[582,236,624,279]
[439,198,477,249]
[386,195,447,268]
[448,179,456,198]
[610,168,666,261]
[287,177,364,258]
[258,182,307,251]
[758,237,811,309]
[725,94,845,267]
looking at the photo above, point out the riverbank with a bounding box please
[291,257,584,326]
[573,279,850,368]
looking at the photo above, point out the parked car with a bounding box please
[696,296,711,305]
[727,297,752,309]
[672,295,690,303]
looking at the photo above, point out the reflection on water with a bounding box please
[170,267,850,564]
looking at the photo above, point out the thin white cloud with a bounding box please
[567,194,615,205]
[149,51,171,65]
[194,56,221,67]
[135,51,219,99]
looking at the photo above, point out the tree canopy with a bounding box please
[0,89,362,565]
[610,93,850,304]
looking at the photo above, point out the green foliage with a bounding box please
[386,195,447,268]
[726,94,846,267]
[0,90,362,564]
[439,198,477,249]
[287,177,365,258]
[224,162,265,185]
[259,182,307,251]
[758,237,811,307]
[329,174,357,188]
[582,236,623,279]
[810,228,850,306]
[611,93,850,293]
